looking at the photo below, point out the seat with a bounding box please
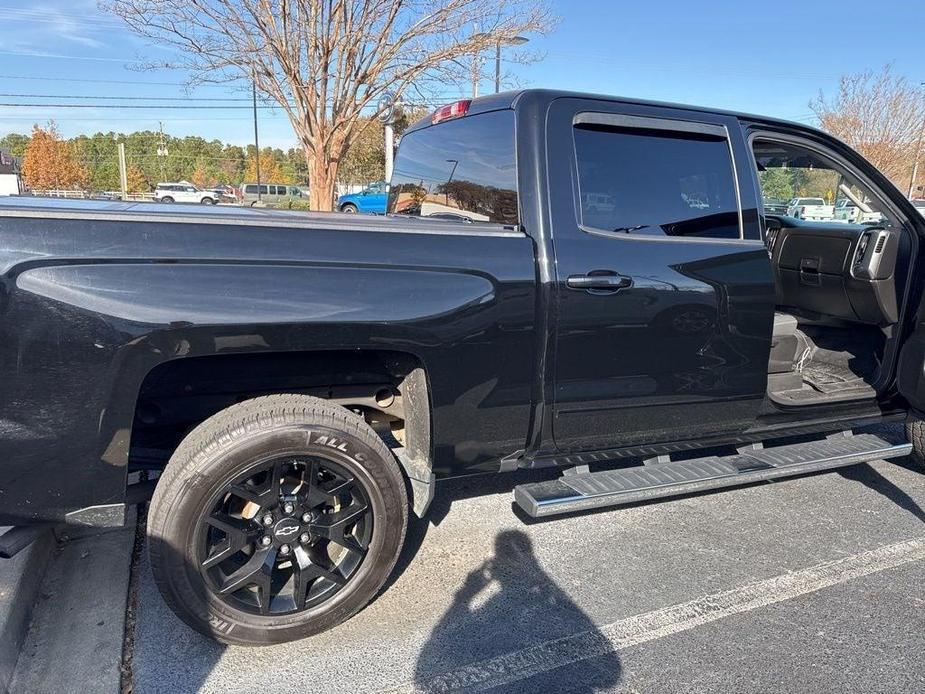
[769,312,799,374]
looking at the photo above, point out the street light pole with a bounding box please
[494,42,502,94]
[908,81,925,200]
[493,36,529,94]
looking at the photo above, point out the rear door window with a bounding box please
[388,109,518,225]
[573,120,742,239]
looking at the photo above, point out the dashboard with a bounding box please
[765,216,901,326]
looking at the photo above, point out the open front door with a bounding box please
[545,99,776,454]
[897,295,925,415]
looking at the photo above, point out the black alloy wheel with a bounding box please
[147,394,409,645]
[198,455,373,616]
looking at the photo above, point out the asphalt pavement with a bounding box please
[133,424,925,693]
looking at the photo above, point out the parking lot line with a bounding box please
[382,535,925,694]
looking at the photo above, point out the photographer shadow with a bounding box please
[413,530,622,693]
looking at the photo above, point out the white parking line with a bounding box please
[382,536,925,694]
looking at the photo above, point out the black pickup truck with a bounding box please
[2,90,925,645]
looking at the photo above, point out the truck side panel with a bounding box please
[0,216,536,524]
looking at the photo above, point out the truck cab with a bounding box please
[391,91,923,449]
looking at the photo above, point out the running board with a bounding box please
[514,433,910,518]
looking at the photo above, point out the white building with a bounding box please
[0,148,23,196]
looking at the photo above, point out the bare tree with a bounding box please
[810,65,925,191]
[102,0,555,211]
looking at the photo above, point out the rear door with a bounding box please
[546,99,776,453]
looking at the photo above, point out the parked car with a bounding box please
[913,199,925,217]
[240,183,305,207]
[208,185,239,204]
[762,197,789,215]
[786,197,834,220]
[154,182,217,205]
[337,181,388,214]
[834,197,887,225]
[3,90,925,648]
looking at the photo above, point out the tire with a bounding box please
[161,196,174,204]
[905,415,925,471]
[147,394,409,646]
[341,203,358,214]
[201,197,216,205]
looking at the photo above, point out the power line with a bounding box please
[0,74,240,88]
[0,102,279,109]
[0,115,290,122]
[0,49,137,63]
[0,93,252,102]
[0,99,454,110]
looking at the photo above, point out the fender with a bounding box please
[0,215,536,525]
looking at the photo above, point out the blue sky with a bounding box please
[0,0,922,148]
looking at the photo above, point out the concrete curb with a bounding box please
[0,528,55,694]
[6,508,137,694]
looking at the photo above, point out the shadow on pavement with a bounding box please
[838,458,925,523]
[133,527,227,694]
[412,530,622,693]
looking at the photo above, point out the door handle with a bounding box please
[566,273,633,292]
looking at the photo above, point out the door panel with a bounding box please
[546,99,775,453]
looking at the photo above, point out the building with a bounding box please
[0,148,22,196]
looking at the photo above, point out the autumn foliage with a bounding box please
[245,149,292,184]
[22,123,88,190]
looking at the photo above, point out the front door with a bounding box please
[547,100,776,453]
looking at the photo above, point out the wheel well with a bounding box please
[129,350,431,489]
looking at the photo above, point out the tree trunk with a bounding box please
[306,151,337,212]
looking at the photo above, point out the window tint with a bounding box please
[574,125,741,239]
[753,139,896,227]
[243,185,256,194]
[388,110,518,225]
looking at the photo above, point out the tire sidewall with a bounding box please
[149,421,406,645]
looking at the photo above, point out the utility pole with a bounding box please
[471,51,480,98]
[908,82,925,200]
[252,74,262,202]
[156,122,168,183]
[117,142,128,200]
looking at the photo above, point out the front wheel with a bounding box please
[147,395,409,645]
[201,197,216,205]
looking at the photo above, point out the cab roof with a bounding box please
[405,88,822,137]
